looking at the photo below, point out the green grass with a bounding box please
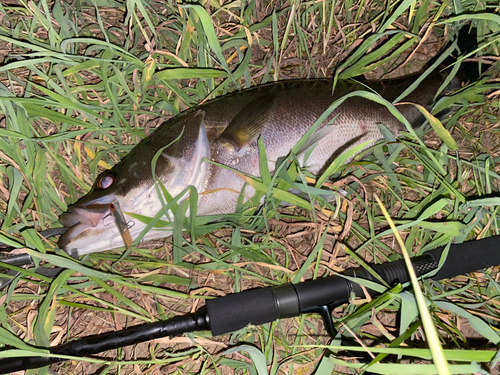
[0,0,500,374]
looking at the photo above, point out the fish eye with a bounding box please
[97,174,114,189]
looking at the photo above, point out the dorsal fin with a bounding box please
[217,94,275,151]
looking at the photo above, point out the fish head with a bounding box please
[58,110,210,257]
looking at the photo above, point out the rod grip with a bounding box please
[206,275,354,336]
[207,287,279,336]
[426,236,500,281]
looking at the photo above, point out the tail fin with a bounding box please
[441,26,488,83]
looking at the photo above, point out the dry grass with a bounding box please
[0,0,500,374]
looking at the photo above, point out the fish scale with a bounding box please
[197,77,447,216]
[58,73,460,255]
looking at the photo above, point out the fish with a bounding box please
[58,72,464,257]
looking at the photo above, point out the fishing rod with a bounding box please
[1,234,499,374]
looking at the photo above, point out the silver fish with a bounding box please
[58,74,461,256]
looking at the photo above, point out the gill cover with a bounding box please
[153,110,210,197]
[58,110,210,256]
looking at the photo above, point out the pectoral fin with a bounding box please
[218,94,275,151]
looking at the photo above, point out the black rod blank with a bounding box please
[0,309,209,373]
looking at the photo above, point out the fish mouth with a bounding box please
[58,203,114,253]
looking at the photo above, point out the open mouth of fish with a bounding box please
[58,201,133,254]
